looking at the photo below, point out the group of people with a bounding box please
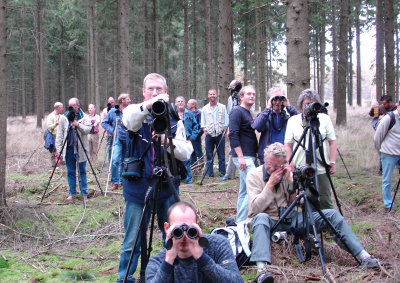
[45,73,390,283]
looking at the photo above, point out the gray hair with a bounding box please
[297,88,320,109]
[267,87,286,98]
[143,73,168,89]
[88,104,95,109]
[54,102,63,110]
[118,93,130,104]
[264,142,287,161]
[175,96,185,102]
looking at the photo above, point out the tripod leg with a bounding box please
[389,177,400,212]
[337,148,352,179]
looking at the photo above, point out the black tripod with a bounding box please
[271,114,358,276]
[389,176,400,213]
[41,113,103,203]
[200,127,228,185]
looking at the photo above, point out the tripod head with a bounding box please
[115,104,121,117]
[67,106,76,122]
[293,165,319,202]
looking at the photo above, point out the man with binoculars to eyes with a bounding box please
[145,201,243,282]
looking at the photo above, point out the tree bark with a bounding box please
[355,2,362,106]
[320,12,326,102]
[205,0,212,92]
[152,0,159,73]
[376,0,384,100]
[384,0,395,97]
[144,1,150,74]
[286,0,310,105]
[118,0,129,94]
[21,3,26,119]
[256,0,266,110]
[337,0,349,125]
[0,0,7,209]
[331,0,338,109]
[217,0,234,104]
[348,24,353,106]
[396,19,399,101]
[59,20,65,105]
[35,0,44,128]
[183,0,190,97]
[192,0,197,100]
[243,0,249,85]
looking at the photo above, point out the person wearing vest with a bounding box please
[247,143,387,283]
[374,99,400,213]
[116,73,193,283]
[200,89,228,179]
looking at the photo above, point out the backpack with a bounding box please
[388,111,396,131]
[211,218,251,269]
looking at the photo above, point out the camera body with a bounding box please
[150,100,179,134]
[67,106,76,122]
[303,101,329,120]
[229,82,242,102]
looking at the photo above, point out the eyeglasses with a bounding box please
[265,161,286,168]
[146,87,164,94]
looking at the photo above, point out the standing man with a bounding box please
[252,87,299,164]
[175,96,200,184]
[88,104,100,164]
[47,102,64,167]
[56,98,91,203]
[101,96,115,121]
[117,73,193,283]
[374,99,400,213]
[187,98,203,166]
[201,89,229,179]
[229,85,258,223]
[101,93,131,191]
[247,143,386,283]
[145,202,243,283]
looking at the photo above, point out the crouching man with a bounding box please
[145,201,243,283]
[246,142,386,283]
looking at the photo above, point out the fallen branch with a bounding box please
[22,143,43,170]
[0,223,42,240]
[38,183,62,200]
[69,200,88,241]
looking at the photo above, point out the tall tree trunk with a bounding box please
[73,47,78,98]
[376,0,385,100]
[337,0,349,125]
[35,0,44,128]
[144,2,150,74]
[395,18,399,101]
[205,0,212,92]
[331,0,338,109]
[118,0,129,94]
[87,0,95,103]
[243,0,249,85]
[192,0,197,100]
[320,12,326,102]
[217,0,234,104]
[183,1,190,97]
[152,0,159,73]
[21,3,26,119]
[59,20,65,105]
[286,0,310,104]
[256,0,266,110]
[355,2,362,106]
[0,0,7,209]
[384,0,395,97]
[94,5,100,109]
[348,25,353,106]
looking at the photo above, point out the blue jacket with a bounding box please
[252,105,299,162]
[122,116,181,204]
[182,109,200,141]
[101,108,127,141]
[191,108,203,138]
[43,129,55,153]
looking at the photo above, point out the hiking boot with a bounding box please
[65,195,74,204]
[359,256,389,269]
[256,271,274,283]
[111,183,119,191]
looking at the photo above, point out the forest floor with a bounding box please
[1,105,400,282]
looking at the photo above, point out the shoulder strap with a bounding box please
[388,111,396,131]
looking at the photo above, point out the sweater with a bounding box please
[374,109,400,156]
[145,234,243,283]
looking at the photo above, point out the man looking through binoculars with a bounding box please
[145,201,243,283]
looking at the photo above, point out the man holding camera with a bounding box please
[229,85,258,223]
[101,93,131,191]
[56,98,91,203]
[201,89,229,179]
[116,73,193,283]
[145,201,243,283]
[175,96,200,184]
[252,87,299,165]
[284,89,336,210]
[247,142,386,283]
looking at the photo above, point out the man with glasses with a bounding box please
[247,142,387,283]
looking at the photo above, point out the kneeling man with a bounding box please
[246,142,386,283]
[145,201,243,283]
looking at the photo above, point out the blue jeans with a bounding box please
[117,196,176,282]
[205,134,226,177]
[232,156,256,222]
[65,146,87,196]
[190,136,203,165]
[184,160,192,181]
[250,210,363,263]
[111,139,126,184]
[381,153,400,208]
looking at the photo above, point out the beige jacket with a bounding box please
[56,113,91,163]
[246,165,292,221]
[47,111,61,135]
